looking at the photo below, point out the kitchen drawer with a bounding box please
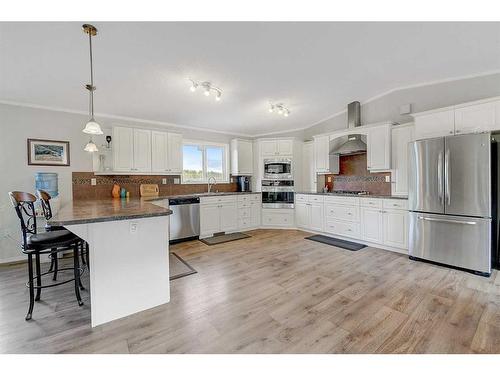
[237,194,258,203]
[238,201,251,208]
[360,198,383,208]
[238,217,253,229]
[262,209,294,227]
[307,195,324,204]
[324,219,360,239]
[324,196,360,206]
[382,199,408,210]
[201,195,237,205]
[296,194,309,203]
[324,203,360,222]
[238,207,251,218]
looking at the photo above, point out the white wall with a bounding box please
[0,103,243,263]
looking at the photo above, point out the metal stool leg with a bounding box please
[80,242,86,266]
[26,254,34,320]
[35,254,42,301]
[48,253,55,272]
[86,242,90,271]
[52,250,58,281]
[73,243,84,306]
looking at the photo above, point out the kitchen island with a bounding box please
[49,198,173,327]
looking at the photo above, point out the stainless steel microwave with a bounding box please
[263,158,293,180]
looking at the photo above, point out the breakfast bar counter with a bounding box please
[49,198,173,327]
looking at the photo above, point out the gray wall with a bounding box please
[303,72,500,139]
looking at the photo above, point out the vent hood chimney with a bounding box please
[330,101,366,156]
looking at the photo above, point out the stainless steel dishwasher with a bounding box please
[169,197,200,243]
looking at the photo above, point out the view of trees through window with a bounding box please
[182,143,226,182]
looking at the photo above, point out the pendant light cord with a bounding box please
[88,31,95,120]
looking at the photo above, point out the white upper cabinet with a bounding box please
[413,98,500,140]
[151,131,183,174]
[302,142,317,193]
[455,101,497,135]
[167,133,183,173]
[132,129,152,172]
[113,126,134,171]
[231,139,253,175]
[414,109,455,140]
[314,135,330,173]
[277,139,293,155]
[260,139,293,157]
[367,124,391,171]
[391,124,414,196]
[151,131,168,172]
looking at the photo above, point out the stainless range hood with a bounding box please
[330,101,366,156]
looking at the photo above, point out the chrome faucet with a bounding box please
[207,176,217,193]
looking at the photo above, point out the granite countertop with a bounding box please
[146,191,261,201]
[295,192,408,200]
[49,198,173,226]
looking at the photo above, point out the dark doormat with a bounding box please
[305,234,366,251]
[200,232,251,246]
[170,252,197,280]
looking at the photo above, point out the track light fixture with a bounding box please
[268,103,290,117]
[188,79,222,102]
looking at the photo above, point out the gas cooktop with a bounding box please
[331,190,369,196]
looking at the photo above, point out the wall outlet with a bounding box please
[130,222,138,234]
[162,178,167,185]
[91,178,97,186]
[327,176,332,183]
[230,177,234,183]
[174,178,180,184]
[385,175,391,182]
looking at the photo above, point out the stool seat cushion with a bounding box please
[27,230,79,250]
[45,225,66,232]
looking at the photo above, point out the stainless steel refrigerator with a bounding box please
[408,133,496,276]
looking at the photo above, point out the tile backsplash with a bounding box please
[72,172,237,200]
[324,153,391,195]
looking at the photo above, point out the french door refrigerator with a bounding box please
[408,133,496,276]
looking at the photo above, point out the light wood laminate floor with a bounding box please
[1,229,500,354]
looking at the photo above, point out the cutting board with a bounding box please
[140,184,159,197]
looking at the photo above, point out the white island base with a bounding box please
[66,216,170,327]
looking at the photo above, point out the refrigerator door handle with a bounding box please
[437,151,443,204]
[445,148,451,205]
[417,216,477,225]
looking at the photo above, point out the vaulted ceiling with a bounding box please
[1,22,499,136]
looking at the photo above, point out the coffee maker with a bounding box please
[236,176,251,192]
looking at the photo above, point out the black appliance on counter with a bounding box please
[236,176,251,192]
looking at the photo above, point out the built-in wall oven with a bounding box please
[261,180,294,208]
[263,158,293,180]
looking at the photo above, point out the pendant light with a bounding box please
[82,24,103,153]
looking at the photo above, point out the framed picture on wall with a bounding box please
[27,139,70,166]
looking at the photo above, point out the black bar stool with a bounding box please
[36,190,89,276]
[9,191,85,321]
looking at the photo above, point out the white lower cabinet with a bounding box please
[200,194,261,237]
[262,209,294,227]
[382,209,408,249]
[295,195,324,232]
[361,208,383,244]
[296,194,408,252]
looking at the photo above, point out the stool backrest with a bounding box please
[8,191,37,249]
[36,190,53,220]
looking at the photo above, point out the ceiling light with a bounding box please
[188,79,223,102]
[268,103,291,118]
[84,138,98,153]
[82,24,103,137]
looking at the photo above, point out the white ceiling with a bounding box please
[1,22,499,136]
